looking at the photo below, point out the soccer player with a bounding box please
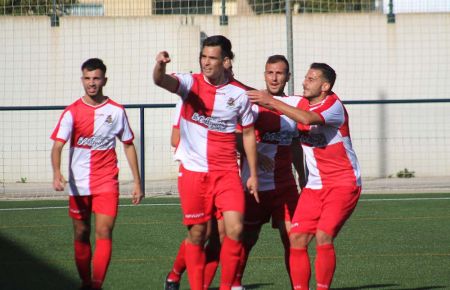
[165,67,235,290]
[50,58,144,290]
[153,35,259,290]
[234,55,305,289]
[247,63,362,290]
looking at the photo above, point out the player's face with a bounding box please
[81,69,107,98]
[200,46,226,84]
[264,61,290,96]
[302,68,328,99]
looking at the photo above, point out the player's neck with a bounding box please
[205,74,227,86]
[308,92,328,105]
[83,94,108,106]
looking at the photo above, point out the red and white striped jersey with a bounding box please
[241,96,301,191]
[51,97,134,196]
[296,93,361,189]
[173,73,254,172]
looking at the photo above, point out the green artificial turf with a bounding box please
[0,193,449,289]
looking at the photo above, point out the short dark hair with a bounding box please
[81,58,107,74]
[266,55,290,73]
[201,35,234,60]
[310,63,336,90]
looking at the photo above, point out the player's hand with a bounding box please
[246,176,259,203]
[53,173,67,191]
[247,90,274,108]
[155,51,171,65]
[258,153,274,172]
[131,182,144,205]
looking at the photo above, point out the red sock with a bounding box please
[219,236,243,290]
[185,241,206,290]
[92,239,112,289]
[315,244,336,290]
[203,240,221,289]
[289,247,310,289]
[232,238,254,287]
[167,240,186,282]
[74,240,92,287]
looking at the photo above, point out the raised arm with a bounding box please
[153,51,179,93]
[247,90,323,125]
[51,141,67,191]
[123,143,144,205]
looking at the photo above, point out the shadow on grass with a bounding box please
[335,285,446,290]
[210,283,273,289]
[0,234,78,290]
[396,287,447,290]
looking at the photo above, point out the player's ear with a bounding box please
[321,82,330,92]
[223,57,231,69]
[104,77,108,86]
[286,71,291,82]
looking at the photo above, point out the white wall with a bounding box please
[383,0,450,14]
[0,13,449,182]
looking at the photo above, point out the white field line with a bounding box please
[0,203,179,212]
[0,197,449,212]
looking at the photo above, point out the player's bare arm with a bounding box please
[247,90,324,125]
[153,51,179,93]
[291,137,306,189]
[123,143,144,204]
[236,131,273,173]
[242,126,259,203]
[51,141,67,191]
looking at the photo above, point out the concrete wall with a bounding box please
[0,13,449,183]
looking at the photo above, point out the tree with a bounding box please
[248,0,377,14]
[0,0,77,16]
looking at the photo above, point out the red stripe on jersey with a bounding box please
[296,98,311,132]
[313,142,357,187]
[89,149,119,194]
[181,74,217,126]
[255,106,281,144]
[207,131,238,171]
[339,107,350,137]
[309,93,337,113]
[71,101,95,149]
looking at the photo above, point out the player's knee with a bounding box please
[95,225,113,239]
[225,222,243,240]
[315,230,333,245]
[289,232,310,248]
[188,224,207,245]
[73,224,90,241]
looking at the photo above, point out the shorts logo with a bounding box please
[291,222,299,228]
[185,212,205,219]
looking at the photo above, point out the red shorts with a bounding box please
[178,165,245,225]
[290,185,361,237]
[244,184,299,230]
[69,192,119,220]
